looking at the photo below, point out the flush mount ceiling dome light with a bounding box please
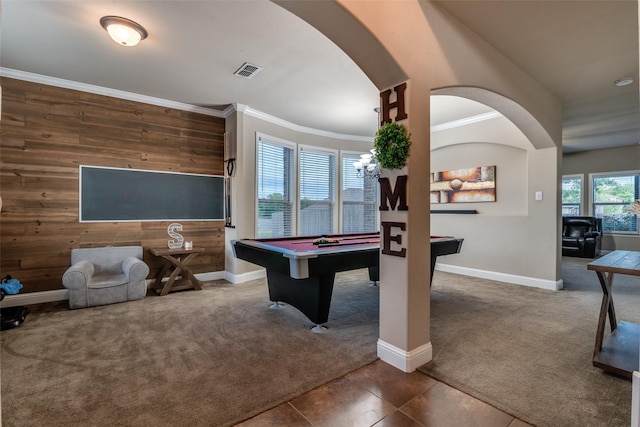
[100,16,148,47]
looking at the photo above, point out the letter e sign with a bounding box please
[381,221,406,257]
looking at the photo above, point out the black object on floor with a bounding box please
[1,306,30,330]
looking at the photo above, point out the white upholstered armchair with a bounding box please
[62,246,149,309]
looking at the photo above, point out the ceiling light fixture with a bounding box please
[353,150,380,179]
[614,77,634,87]
[100,16,148,47]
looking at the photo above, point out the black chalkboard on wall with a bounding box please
[80,166,225,222]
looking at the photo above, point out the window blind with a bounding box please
[299,148,336,235]
[257,138,294,238]
[341,153,378,233]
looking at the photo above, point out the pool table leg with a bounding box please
[368,266,379,286]
[265,269,336,327]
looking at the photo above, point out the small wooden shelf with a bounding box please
[593,321,640,378]
[430,210,477,214]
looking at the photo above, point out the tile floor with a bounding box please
[236,359,532,427]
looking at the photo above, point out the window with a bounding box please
[256,134,379,237]
[298,146,337,235]
[561,175,582,216]
[257,136,295,238]
[341,152,379,233]
[591,171,639,234]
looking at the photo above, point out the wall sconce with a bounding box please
[100,16,148,47]
[614,77,634,87]
[353,149,380,179]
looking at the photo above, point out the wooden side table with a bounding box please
[149,247,205,296]
[587,250,640,378]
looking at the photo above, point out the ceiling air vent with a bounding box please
[234,62,263,79]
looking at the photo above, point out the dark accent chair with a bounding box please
[562,216,602,258]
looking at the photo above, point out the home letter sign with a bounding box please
[379,175,408,258]
[379,176,408,211]
[381,221,407,257]
[380,82,408,125]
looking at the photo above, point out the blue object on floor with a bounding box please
[1,275,29,330]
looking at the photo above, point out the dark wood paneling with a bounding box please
[0,77,226,293]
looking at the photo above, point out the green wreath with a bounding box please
[373,122,412,169]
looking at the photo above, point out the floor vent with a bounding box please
[234,63,263,79]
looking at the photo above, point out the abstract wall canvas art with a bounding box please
[430,166,496,203]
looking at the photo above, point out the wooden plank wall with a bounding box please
[0,77,226,293]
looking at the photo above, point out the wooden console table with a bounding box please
[587,250,640,378]
[149,247,205,296]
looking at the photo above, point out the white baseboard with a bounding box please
[195,271,227,282]
[0,271,230,308]
[377,339,432,373]
[225,269,266,284]
[0,289,69,308]
[436,263,564,291]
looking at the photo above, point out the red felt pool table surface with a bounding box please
[250,232,380,253]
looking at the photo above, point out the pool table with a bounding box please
[232,232,463,328]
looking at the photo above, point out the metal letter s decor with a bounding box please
[167,223,184,249]
[430,166,496,203]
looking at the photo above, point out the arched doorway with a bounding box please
[278,0,563,372]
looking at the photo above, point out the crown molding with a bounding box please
[431,111,503,133]
[229,103,373,142]
[0,68,225,117]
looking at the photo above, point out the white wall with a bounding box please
[428,103,561,288]
[431,142,560,286]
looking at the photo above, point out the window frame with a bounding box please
[255,134,381,238]
[255,133,297,238]
[561,174,583,216]
[588,170,640,235]
[339,150,379,234]
[297,144,339,236]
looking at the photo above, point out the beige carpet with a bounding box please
[1,270,379,427]
[420,256,639,427]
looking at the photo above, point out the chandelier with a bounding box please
[352,149,380,179]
